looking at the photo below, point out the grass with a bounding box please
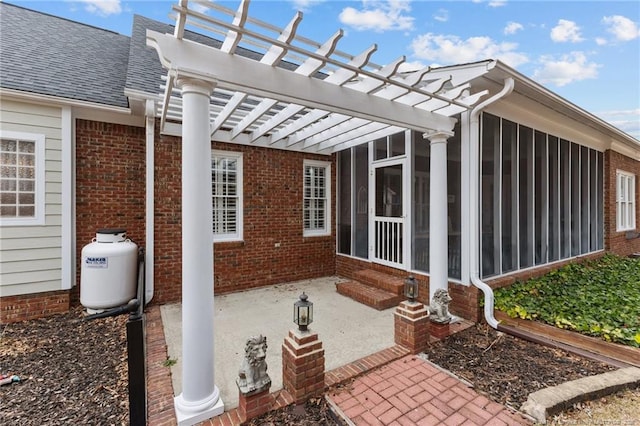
[494,254,640,348]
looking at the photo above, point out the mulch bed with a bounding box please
[0,307,128,426]
[0,308,620,425]
[245,397,345,425]
[423,323,617,409]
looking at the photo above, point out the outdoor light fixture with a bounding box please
[404,275,418,302]
[293,292,313,331]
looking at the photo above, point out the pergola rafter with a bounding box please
[149,0,490,154]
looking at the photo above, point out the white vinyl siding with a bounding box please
[0,100,63,296]
[616,170,636,232]
[212,150,242,242]
[303,160,331,237]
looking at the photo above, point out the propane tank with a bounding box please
[80,229,138,313]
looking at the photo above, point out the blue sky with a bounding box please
[8,0,640,139]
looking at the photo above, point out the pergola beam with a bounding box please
[147,31,456,133]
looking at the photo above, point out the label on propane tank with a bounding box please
[85,257,108,268]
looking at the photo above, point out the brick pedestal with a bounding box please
[429,319,452,340]
[282,329,325,404]
[238,388,274,422]
[394,301,429,354]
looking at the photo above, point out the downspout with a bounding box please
[469,77,514,328]
[145,99,155,303]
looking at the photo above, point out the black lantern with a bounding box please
[293,292,313,331]
[404,275,418,302]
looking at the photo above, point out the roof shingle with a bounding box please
[0,2,130,108]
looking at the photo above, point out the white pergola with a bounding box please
[146,1,489,424]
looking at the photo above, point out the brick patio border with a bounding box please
[145,305,410,425]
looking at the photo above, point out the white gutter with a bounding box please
[469,77,514,329]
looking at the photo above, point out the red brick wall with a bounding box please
[152,131,182,303]
[604,149,640,256]
[335,255,480,321]
[75,119,147,303]
[0,291,70,323]
[153,132,337,303]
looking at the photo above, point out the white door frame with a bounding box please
[368,133,411,270]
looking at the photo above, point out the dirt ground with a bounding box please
[1,309,636,425]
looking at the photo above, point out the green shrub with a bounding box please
[494,254,640,347]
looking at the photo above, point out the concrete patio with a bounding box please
[160,276,396,409]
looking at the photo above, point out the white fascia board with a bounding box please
[0,88,137,122]
[611,140,640,161]
[146,30,456,134]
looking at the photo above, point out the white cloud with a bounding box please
[77,0,121,16]
[602,15,640,42]
[595,37,607,46]
[504,21,523,35]
[433,9,449,23]
[596,109,640,139]
[410,33,528,67]
[550,19,583,43]
[533,52,599,87]
[291,0,325,11]
[339,0,414,32]
[470,0,506,6]
[190,3,209,14]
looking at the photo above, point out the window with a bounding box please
[0,131,45,225]
[211,151,242,241]
[303,160,331,236]
[616,170,636,231]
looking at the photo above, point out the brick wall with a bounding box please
[75,119,147,304]
[604,149,640,256]
[0,290,70,323]
[335,255,480,321]
[153,132,337,303]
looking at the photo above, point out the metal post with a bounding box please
[128,248,147,425]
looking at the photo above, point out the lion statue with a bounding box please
[428,289,452,324]
[237,335,271,394]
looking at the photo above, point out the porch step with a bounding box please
[353,269,405,295]
[336,280,404,311]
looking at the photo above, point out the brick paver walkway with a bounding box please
[327,355,532,426]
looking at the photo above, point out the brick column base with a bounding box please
[282,329,325,404]
[394,301,429,354]
[238,388,274,422]
[429,320,452,340]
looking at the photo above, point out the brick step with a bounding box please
[353,269,405,295]
[336,281,404,311]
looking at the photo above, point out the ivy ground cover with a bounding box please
[494,254,640,347]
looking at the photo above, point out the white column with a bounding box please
[174,78,224,425]
[424,130,454,302]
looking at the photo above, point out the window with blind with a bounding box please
[303,160,331,237]
[212,151,243,242]
[0,132,45,225]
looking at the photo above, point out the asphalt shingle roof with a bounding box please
[0,2,130,108]
[1,3,311,109]
[127,15,235,95]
